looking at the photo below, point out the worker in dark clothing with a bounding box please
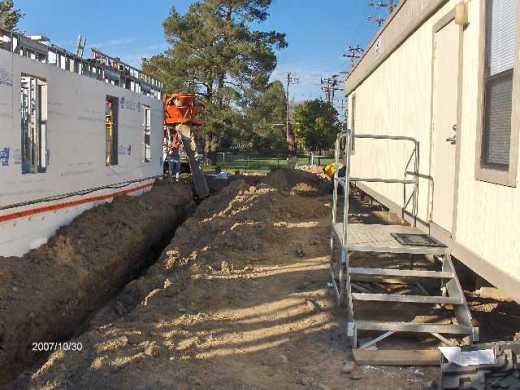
[168,130,182,182]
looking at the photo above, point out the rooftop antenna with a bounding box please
[343,45,364,65]
[368,0,397,26]
[367,15,386,27]
[75,34,86,58]
[369,0,397,14]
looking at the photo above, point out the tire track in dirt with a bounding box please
[12,170,440,389]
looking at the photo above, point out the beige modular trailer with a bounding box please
[346,0,520,302]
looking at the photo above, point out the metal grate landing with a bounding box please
[391,233,446,247]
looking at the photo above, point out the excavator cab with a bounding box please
[163,93,209,198]
[163,93,203,127]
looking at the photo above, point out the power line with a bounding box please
[368,0,396,26]
[320,74,344,106]
[367,15,386,27]
[344,45,364,66]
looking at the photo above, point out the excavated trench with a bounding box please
[6,170,520,389]
[0,181,196,385]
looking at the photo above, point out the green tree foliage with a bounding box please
[293,99,340,153]
[0,0,23,31]
[243,80,287,152]
[142,0,287,159]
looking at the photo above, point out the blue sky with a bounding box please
[16,0,383,103]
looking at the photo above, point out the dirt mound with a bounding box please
[261,168,330,194]
[14,172,441,390]
[11,171,520,389]
[15,177,358,389]
[0,182,193,385]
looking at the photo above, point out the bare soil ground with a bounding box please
[0,182,194,385]
[10,170,437,389]
[6,169,520,389]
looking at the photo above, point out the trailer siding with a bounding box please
[347,0,520,301]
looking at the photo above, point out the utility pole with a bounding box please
[321,74,343,106]
[367,15,386,27]
[368,0,396,26]
[286,72,298,137]
[320,77,330,104]
[344,45,364,66]
[286,72,298,168]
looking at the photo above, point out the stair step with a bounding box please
[352,293,462,305]
[355,320,473,335]
[332,223,448,255]
[349,267,454,279]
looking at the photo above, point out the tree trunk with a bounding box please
[204,132,219,166]
[287,123,297,169]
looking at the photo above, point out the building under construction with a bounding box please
[0,29,164,256]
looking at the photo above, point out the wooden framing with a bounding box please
[353,349,441,366]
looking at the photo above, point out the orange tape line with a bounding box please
[0,182,153,224]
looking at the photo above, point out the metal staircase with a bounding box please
[330,130,478,351]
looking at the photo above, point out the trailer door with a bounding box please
[431,18,461,234]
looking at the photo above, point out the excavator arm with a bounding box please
[164,93,209,199]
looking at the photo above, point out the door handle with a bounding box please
[446,135,456,144]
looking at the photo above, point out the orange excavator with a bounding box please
[164,93,209,199]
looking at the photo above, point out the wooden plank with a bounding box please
[349,267,453,279]
[356,321,472,335]
[353,349,441,366]
[352,293,461,304]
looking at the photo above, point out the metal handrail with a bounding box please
[332,130,420,252]
[354,133,418,144]
[348,178,416,184]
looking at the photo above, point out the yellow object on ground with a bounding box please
[323,162,339,178]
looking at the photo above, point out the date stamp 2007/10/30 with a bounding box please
[32,342,83,352]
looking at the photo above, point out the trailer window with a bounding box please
[144,105,151,162]
[476,0,519,186]
[21,74,48,174]
[105,96,118,166]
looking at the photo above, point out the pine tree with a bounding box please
[143,0,287,162]
[0,0,23,31]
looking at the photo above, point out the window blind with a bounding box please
[483,0,517,167]
[487,0,518,76]
[484,72,513,166]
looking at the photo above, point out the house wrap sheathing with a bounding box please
[345,0,520,302]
